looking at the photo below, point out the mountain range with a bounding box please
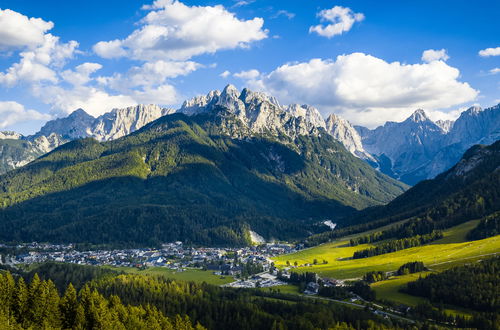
[0,85,407,246]
[356,104,500,184]
[2,86,498,187]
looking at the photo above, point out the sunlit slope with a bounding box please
[273,220,500,279]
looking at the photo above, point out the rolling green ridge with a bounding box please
[0,112,406,246]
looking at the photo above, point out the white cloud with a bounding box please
[61,62,103,86]
[489,68,500,75]
[0,9,53,51]
[309,6,364,38]
[98,60,200,90]
[0,101,50,128]
[422,49,449,63]
[479,47,500,57]
[132,84,179,105]
[92,39,127,59]
[93,0,268,61]
[38,59,198,116]
[220,70,231,78]
[246,53,478,127]
[234,69,260,80]
[0,31,79,87]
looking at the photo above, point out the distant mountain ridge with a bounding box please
[356,104,500,185]
[1,85,499,187]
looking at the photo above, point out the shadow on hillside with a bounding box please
[0,159,355,246]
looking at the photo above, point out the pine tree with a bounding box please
[60,283,79,329]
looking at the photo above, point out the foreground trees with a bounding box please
[0,272,202,330]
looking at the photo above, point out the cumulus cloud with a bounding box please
[61,62,103,86]
[38,59,199,116]
[234,69,260,80]
[309,6,364,38]
[93,0,268,61]
[245,53,478,127]
[479,47,500,57]
[422,49,449,62]
[0,29,79,86]
[0,101,51,128]
[98,60,200,90]
[0,9,54,51]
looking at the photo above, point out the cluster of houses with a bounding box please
[0,241,298,278]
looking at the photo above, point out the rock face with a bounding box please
[89,104,174,141]
[0,104,173,174]
[356,104,500,185]
[435,119,454,133]
[325,114,374,161]
[179,85,325,139]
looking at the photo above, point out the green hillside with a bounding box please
[0,112,406,246]
[304,140,500,247]
[273,220,499,278]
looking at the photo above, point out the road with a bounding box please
[299,293,416,324]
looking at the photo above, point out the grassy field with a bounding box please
[273,220,499,312]
[105,266,234,285]
[273,220,499,279]
[371,272,430,306]
[260,284,301,295]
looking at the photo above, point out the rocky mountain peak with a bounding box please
[221,84,239,97]
[463,105,482,116]
[408,109,429,123]
[286,104,325,129]
[36,108,95,140]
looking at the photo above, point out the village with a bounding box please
[0,241,301,288]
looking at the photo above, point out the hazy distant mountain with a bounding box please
[356,104,500,185]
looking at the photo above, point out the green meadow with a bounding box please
[273,220,499,279]
[105,266,234,285]
[272,220,499,311]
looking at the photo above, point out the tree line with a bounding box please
[352,231,443,259]
[403,257,499,312]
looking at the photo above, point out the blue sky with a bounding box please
[0,0,499,134]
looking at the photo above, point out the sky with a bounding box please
[0,0,499,134]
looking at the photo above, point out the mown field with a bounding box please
[105,266,234,285]
[272,220,499,310]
